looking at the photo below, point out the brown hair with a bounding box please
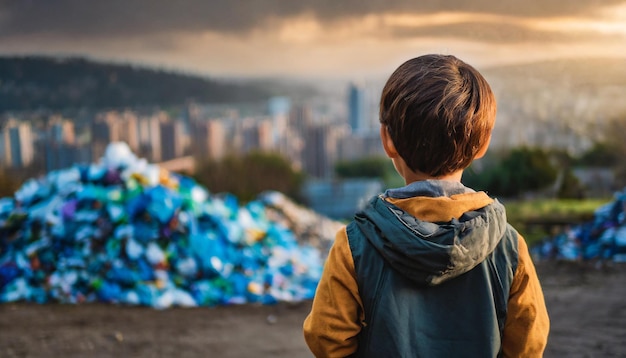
[379,54,496,177]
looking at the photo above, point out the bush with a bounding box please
[335,156,404,188]
[194,151,305,202]
[464,148,558,198]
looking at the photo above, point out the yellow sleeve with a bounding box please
[303,226,364,357]
[501,235,550,357]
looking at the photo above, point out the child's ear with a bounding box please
[380,125,399,159]
[474,135,492,160]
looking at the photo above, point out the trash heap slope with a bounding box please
[0,143,342,309]
[532,190,626,262]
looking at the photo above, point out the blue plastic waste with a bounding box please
[532,189,626,262]
[0,142,335,308]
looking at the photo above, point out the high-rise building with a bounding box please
[246,118,273,153]
[190,119,226,162]
[275,132,304,170]
[160,120,186,161]
[338,132,385,161]
[181,102,200,136]
[91,110,143,160]
[289,104,313,137]
[268,96,291,146]
[302,123,347,179]
[234,117,274,154]
[48,116,75,145]
[348,83,367,134]
[2,119,34,168]
[119,111,139,153]
[44,116,90,172]
[44,142,91,172]
[137,113,165,162]
[91,111,122,161]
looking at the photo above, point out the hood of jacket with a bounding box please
[354,180,507,286]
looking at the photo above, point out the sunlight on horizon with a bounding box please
[1,2,625,79]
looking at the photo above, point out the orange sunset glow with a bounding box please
[0,1,624,79]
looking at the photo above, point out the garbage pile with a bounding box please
[532,190,626,262]
[0,143,341,308]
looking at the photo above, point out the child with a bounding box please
[303,54,549,357]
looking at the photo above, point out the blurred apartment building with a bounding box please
[294,83,385,219]
[236,117,274,154]
[0,85,384,179]
[43,116,91,172]
[92,110,141,161]
[137,113,164,162]
[0,92,384,219]
[348,82,367,134]
[302,123,348,179]
[92,111,124,160]
[266,90,383,179]
[189,119,226,162]
[343,82,384,161]
[338,131,384,161]
[0,118,35,168]
[91,110,189,164]
[159,120,187,161]
[274,103,310,170]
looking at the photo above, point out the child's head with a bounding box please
[379,54,496,178]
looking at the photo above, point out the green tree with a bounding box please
[334,156,404,188]
[335,156,389,178]
[194,151,305,202]
[546,149,584,199]
[463,148,558,198]
[592,113,626,187]
[556,169,584,199]
[576,143,620,167]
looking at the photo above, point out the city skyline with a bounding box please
[1,1,626,79]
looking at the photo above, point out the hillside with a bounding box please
[484,57,626,89]
[0,57,298,112]
[484,57,626,110]
[480,58,626,151]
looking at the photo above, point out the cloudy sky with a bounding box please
[1,0,626,79]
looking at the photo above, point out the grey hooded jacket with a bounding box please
[347,180,519,357]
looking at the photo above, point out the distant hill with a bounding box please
[480,57,626,151]
[0,56,304,112]
[483,57,626,111]
[484,57,626,90]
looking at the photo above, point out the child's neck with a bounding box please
[390,154,464,185]
[403,169,464,185]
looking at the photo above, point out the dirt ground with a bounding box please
[1,261,625,358]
